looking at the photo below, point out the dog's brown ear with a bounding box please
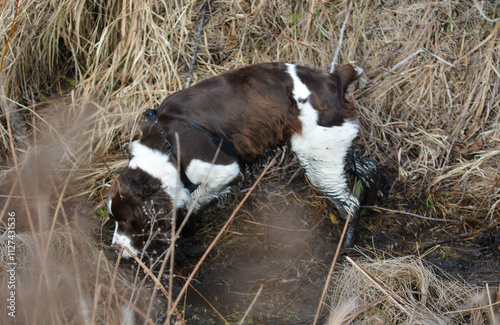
[332,64,361,92]
[141,183,158,197]
[109,174,126,200]
[330,64,363,109]
[107,178,121,217]
[121,171,162,199]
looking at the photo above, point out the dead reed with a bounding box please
[1,0,498,218]
[327,252,496,324]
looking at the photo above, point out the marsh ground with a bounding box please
[1,0,499,323]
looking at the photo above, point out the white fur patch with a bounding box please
[112,222,140,259]
[291,120,359,196]
[128,141,190,208]
[286,64,318,135]
[286,64,311,101]
[186,159,240,186]
[185,159,240,210]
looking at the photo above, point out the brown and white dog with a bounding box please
[107,63,379,258]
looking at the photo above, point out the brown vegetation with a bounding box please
[1,0,498,324]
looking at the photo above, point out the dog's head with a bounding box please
[107,166,174,258]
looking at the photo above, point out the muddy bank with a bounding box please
[109,171,499,324]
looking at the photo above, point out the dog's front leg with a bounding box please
[345,147,380,205]
[291,121,361,248]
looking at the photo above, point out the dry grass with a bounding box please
[1,0,499,324]
[1,0,498,217]
[0,100,166,324]
[327,251,497,324]
[0,226,149,325]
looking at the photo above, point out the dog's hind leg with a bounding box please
[345,147,379,205]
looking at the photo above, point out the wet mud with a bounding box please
[106,172,499,324]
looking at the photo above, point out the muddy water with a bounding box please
[171,188,334,324]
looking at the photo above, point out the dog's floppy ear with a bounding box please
[115,167,161,198]
[128,179,156,198]
[328,64,361,115]
[141,183,157,197]
[332,64,361,94]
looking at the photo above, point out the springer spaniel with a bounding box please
[108,63,379,258]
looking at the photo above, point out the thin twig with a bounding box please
[241,219,308,232]
[99,284,155,325]
[365,206,461,223]
[473,176,500,219]
[442,299,500,315]
[422,48,455,67]
[303,0,317,41]
[496,283,500,313]
[117,246,181,320]
[0,0,30,72]
[272,26,310,47]
[238,285,263,325]
[186,1,209,88]
[386,48,425,74]
[188,283,230,325]
[312,205,353,325]
[330,1,352,73]
[486,284,496,324]
[167,132,182,321]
